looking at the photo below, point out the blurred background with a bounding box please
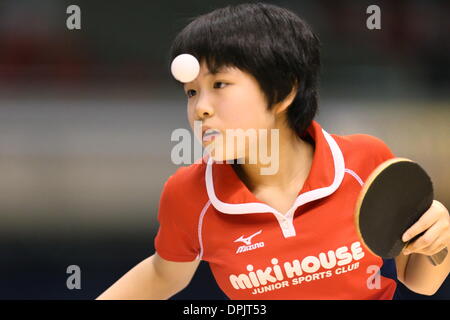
[0,0,449,299]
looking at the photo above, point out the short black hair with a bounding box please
[169,2,321,137]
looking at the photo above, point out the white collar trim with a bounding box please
[205,128,345,220]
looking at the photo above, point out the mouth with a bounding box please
[202,128,221,142]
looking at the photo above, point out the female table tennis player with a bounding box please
[97,2,450,299]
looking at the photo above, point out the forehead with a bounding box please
[199,58,232,71]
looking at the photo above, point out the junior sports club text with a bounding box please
[229,241,365,295]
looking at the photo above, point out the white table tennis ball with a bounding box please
[171,54,200,83]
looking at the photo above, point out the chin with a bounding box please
[206,143,245,164]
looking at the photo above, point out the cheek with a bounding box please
[187,104,196,127]
[241,110,273,131]
[221,101,272,130]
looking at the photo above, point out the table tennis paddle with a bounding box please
[355,157,448,266]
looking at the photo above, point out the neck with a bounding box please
[232,125,314,192]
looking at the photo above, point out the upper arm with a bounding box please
[96,253,200,300]
[153,252,201,289]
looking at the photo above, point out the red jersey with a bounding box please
[154,120,398,299]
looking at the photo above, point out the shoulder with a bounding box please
[155,160,210,262]
[332,133,395,181]
[334,133,394,159]
[163,161,207,195]
[158,160,210,222]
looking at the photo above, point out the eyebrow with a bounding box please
[204,67,229,76]
[183,67,231,88]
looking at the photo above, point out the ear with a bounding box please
[274,83,299,115]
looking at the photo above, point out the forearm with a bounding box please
[403,252,450,296]
[96,256,184,300]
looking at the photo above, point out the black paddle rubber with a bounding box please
[356,158,448,266]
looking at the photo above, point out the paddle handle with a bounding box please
[427,247,448,266]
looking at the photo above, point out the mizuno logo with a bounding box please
[234,230,265,254]
[234,230,263,245]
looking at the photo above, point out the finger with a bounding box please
[402,205,440,242]
[412,235,448,256]
[403,220,443,254]
[422,241,448,256]
[432,200,449,213]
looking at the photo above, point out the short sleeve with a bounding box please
[154,175,199,262]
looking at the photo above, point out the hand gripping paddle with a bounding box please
[355,157,448,266]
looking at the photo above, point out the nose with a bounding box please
[193,91,214,120]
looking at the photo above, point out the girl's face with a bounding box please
[184,60,278,162]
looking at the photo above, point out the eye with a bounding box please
[185,82,228,99]
[186,89,196,98]
[213,81,227,89]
